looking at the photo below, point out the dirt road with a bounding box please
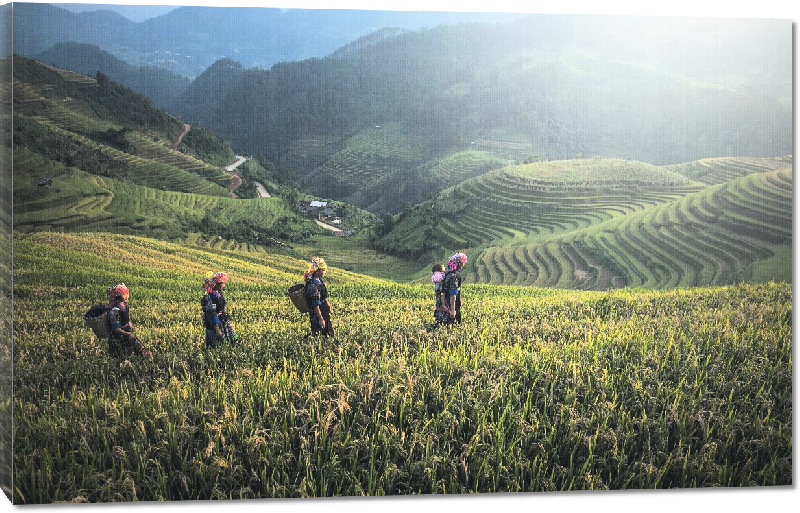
[225,155,247,172]
[255,182,271,197]
[171,124,190,150]
[315,219,343,234]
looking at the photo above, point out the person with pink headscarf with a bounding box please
[442,253,468,324]
[202,271,238,348]
[107,283,151,357]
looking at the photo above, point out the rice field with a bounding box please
[9,232,792,503]
[472,167,792,289]
[376,156,792,290]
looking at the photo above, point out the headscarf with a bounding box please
[447,252,468,271]
[205,271,228,293]
[108,283,129,307]
[304,257,328,282]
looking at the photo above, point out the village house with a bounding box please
[299,200,342,223]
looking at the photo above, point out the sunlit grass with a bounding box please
[10,232,792,502]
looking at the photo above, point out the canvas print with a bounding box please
[0,0,793,506]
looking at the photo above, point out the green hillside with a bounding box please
[374,157,792,289]
[7,56,791,292]
[7,55,236,196]
[11,148,309,243]
[475,166,792,289]
[664,156,792,185]
[177,16,790,214]
[10,231,792,501]
[292,125,507,214]
[8,56,321,248]
[373,158,702,257]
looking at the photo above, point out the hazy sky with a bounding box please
[49,2,532,22]
[52,3,178,21]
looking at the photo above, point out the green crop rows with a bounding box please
[12,152,298,241]
[473,167,792,289]
[10,232,792,501]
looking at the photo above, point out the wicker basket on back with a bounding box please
[83,304,111,338]
[287,283,309,313]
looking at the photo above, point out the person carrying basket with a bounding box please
[107,283,151,357]
[303,257,334,339]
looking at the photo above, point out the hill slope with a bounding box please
[166,15,791,213]
[374,157,792,289]
[7,55,319,248]
[6,58,791,292]
[12,8,790,216]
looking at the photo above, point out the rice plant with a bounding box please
[10,232,792,502]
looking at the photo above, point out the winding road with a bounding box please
[225,155,247,172]
[222,156,336,231]
[223,156,271,197]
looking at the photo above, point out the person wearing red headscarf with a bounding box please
[107,283,151,357]
[202,271,238,348]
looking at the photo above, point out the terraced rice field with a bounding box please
[311,125,425,190]
[30,118,233,196]
[663,156,791,185]
[473,167,792,289]
[12,152,298,240]
[427,159,702,251]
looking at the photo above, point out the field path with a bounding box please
[171,123,190,150]
[315,219,343,234]
[225,155,247,172]
[224,156,248,197]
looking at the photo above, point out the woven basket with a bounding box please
[287,283,309,313]
[83,304,110,338]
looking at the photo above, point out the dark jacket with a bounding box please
[443,269,461,300]
[108,302,131,339]
[305,277,327,310]
[202,290,227,329]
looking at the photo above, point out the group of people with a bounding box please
[102,252,468,357]
[104,270,239,357]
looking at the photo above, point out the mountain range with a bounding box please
[2,5,793,288]
[5,3,526,77]
[166,14,791,213]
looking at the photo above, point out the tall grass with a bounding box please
[10,233,792,502]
